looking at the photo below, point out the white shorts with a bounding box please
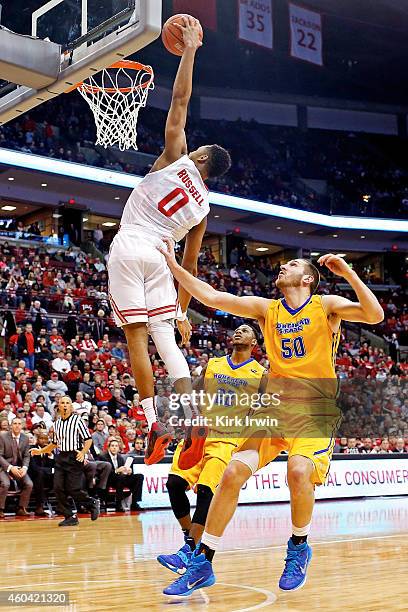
[107,227,181,327]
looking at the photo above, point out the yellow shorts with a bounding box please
[234,403,341,485]
[235,436,335,485]
[170,438,237,493]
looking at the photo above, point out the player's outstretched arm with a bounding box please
[152,17,202,171]
[159,238,269,320]
[319,254,384,324]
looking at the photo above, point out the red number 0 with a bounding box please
[158,188,189,218]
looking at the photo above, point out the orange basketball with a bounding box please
[162,14,203,57]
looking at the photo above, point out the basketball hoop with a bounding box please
[76,60,154,151]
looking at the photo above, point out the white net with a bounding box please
[77,61,154,151]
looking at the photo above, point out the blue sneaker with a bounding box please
[279,539,312,591]
[157,543,193,575]
[163,552,216,597]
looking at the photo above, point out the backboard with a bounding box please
[0,0,162,125]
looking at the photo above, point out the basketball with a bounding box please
[162,14,203,56]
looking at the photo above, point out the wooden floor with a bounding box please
[1,497,408,611]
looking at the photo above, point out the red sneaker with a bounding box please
[145,422,173,466]
[177,425,209,470]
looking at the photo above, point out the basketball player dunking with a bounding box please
[108,17,231,466]
[158,244,384,596]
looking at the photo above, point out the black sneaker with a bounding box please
[90,498,100,521]
[58,516,79,527]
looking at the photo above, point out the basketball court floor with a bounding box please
[1,496,407,611]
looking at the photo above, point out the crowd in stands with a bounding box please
[0,236,406,515]
[1,94,407,218]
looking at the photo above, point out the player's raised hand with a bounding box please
[174,16,203,50]
[318,254,352,278]
[158,237,178,270]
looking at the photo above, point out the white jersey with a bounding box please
[120,155,210,243]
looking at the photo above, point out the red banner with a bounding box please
[173,0,217,31]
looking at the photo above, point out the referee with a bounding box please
[30,396,100,526]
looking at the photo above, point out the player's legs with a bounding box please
[148,320,191,389]
[279,436,333,592]
[287,454,315,534]
[109,240,182,465]
[157,473,195,574]
[159,440,217,575]
[203,458,251,543]
[123,323,154,401]
[166,441,201,533]
[163,435,285,597]
[191,444,233,544]
[122,321,172,465]
[148,314,206,469]
[162,450,254,597]
[108,239,161,435]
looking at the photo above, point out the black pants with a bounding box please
[54,452,95,518]
[108,473,144,507]
[30,468,54,507]
[83,461,112,492]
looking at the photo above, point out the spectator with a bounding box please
[65,364,82,395]
[79,372,94,399]
[46,372,68,399]
[91,310,109,343]
[29,300,49,334]
[371,438,393,454]
[130,437,145,457]
[393,437,406,453]
[73,391,92,416]
[111,341,125,361]
[31,404,53,430]
[52,350,71,374]
[343,437,360,454]
[122,375,136,402]
[17,323,37,371]
[83,451,112,510]
[93,224,103,248]
[92,419,108,455]
[107,388,128,418]
[79,332,97,354]
[0,395,17,423]
[95,380,112,408]
[333,437,348,453]
[359,438,373,453]
[125,428,137,453]
[0,418,9,432]
[99,439,143,512]
[31,381,51,411]
[0,417,33,518]
[28,430,55,516]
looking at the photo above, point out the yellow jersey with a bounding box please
[264,295,340,401]
[202,355,265,440]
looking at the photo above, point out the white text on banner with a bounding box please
[238,0,273,50]
[135,457,408,509]
[289,3,323,66]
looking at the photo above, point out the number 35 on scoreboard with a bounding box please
[238,0,274,50]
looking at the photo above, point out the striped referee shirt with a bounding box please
[53,413,92,452]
